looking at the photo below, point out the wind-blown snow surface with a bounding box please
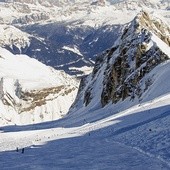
[0,47,78,125]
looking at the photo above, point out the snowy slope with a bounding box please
[0,47,78,126]
[0,72,170,169]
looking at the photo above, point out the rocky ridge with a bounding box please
[72,11,170,110]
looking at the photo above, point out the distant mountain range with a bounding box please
[0,0,169,76]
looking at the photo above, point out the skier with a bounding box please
[21,148,25,154]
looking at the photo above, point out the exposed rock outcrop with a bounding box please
[71,11,170,110]
[101,11,170,106]
[12,12,50,24]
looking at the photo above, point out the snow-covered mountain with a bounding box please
[0,0,169,76]
[0,8,170,169]
[0,0,169,24]
[0,1,169,126]
[0,0,170,123]
[0,47,78,125]
[71,10,170,112]
[0,24,31,51]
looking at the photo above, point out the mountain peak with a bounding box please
[100,11,170,106]
[71,11,170,111]
[133,10,170,46]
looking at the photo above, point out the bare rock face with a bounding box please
[73,11,170,109]
[12,12,50,24]
[101,11,170,106]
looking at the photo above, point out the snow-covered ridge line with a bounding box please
[151,33,170,58]
[62,46,83,57]
[0,24,30,51]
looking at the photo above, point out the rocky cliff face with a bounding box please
[12,12,50,24]
[71,11,170,111]
[101,11,170,106]
[0,78,77,124]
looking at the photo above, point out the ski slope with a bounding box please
[0,93,170,169]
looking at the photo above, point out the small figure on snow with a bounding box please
[21,148,25,154]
